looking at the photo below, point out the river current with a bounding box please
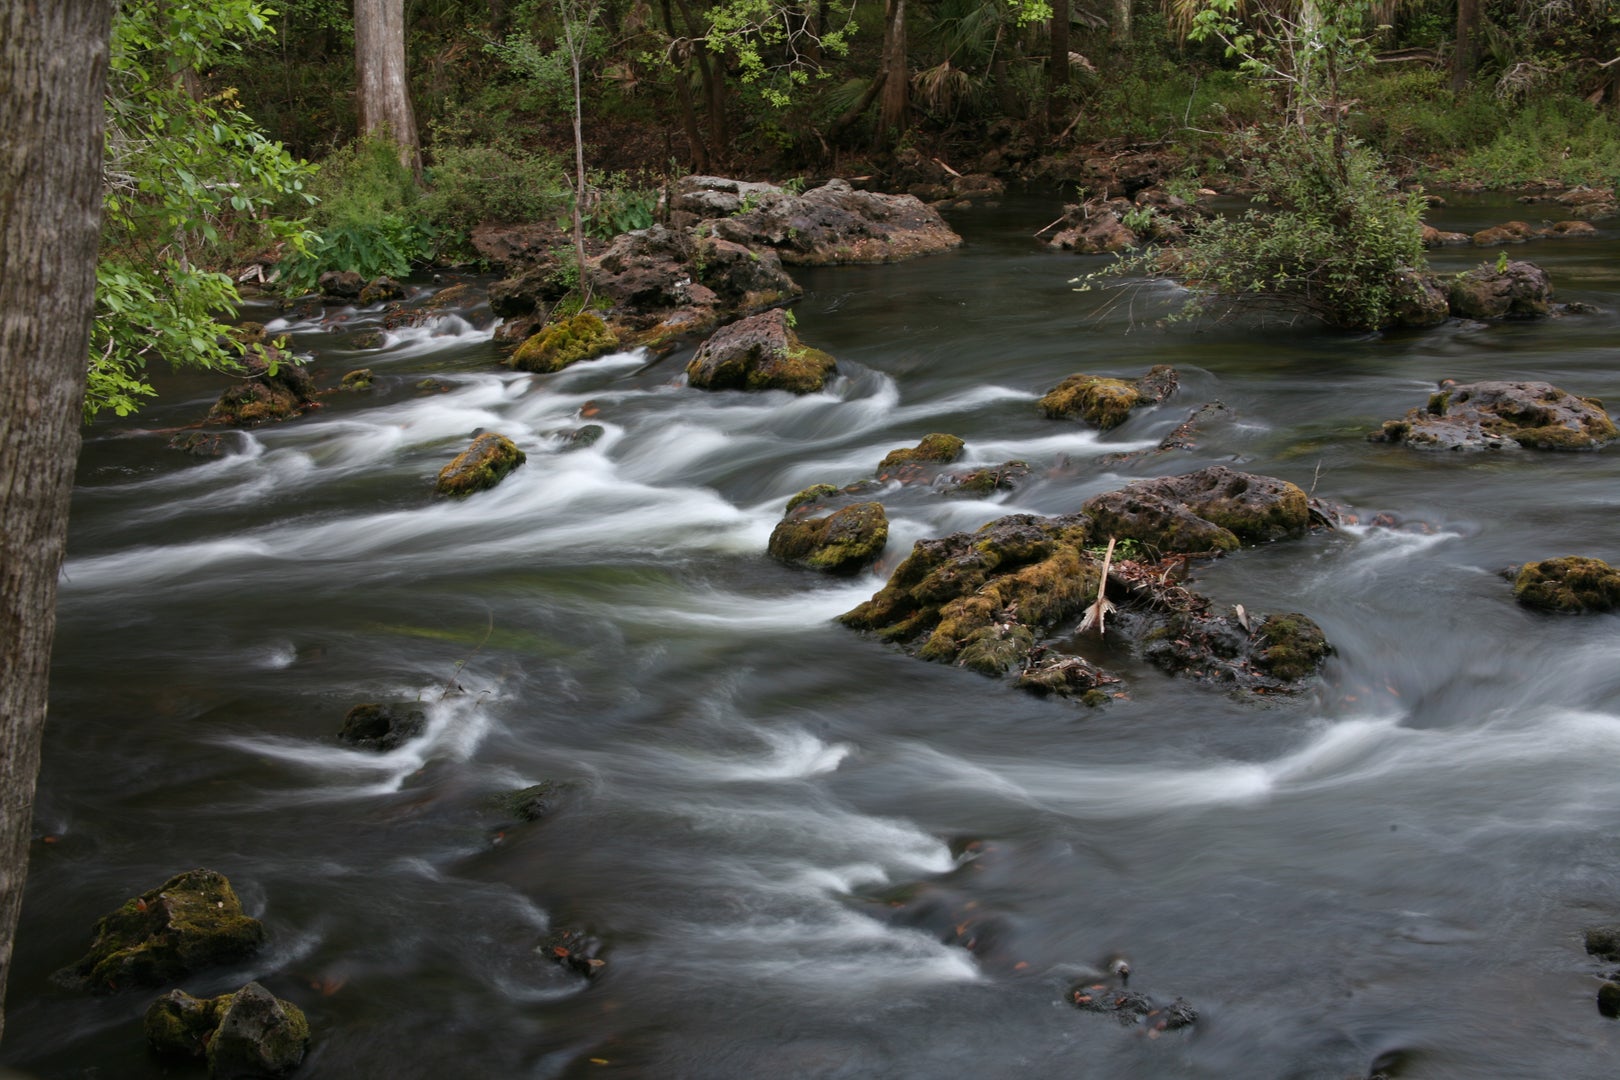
[7,195,1620,1078]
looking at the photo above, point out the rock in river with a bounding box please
[147,982,310,1078]
[1039,365,1178,430]
[1512,556,1620,614]
[1370,380,1617,452]
[686,308,837,394]
[435,432,527,497]
[769,501,889,574]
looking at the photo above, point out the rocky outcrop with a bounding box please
[1069,980,1197,1032]
[1081,466,1311,553]
[509,312,620,373]
[1388,269,1452,328]
[1512,556,1620,613]
[54,870,265,993]
[683,177,963,265]
[1369,380,1617,452]
[435,432,527,497]
[146,982,310,1078]
[338,702,426,751]
[1040,366,1178,429]
[768,501,889,574]
[1448,260,1554,319]
[685,309,836,394]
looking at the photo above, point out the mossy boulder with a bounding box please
[493,780,575,823]
[207,349,318,427]
[147,982,309,1077]
[1250,613,1332,680]
[1512,556,1620,613]
[769,501,889,573]
[317,269,364,300]
[358,275,404,305]
[1388,270,1452,329]
[1601,981,1620,1019]
[936,460,1031,497]
[1039,365,1178,430]
[877,433,965,473]
[785,483,839,513]
[1448,260,1553,319]
[509,312,619,373]
[340,368,374,391]
[686,308,837,394]
[54,869,265,993]
[1370,380,1617,452]
[435,432,527,498]
[1081,466,1310,553]
[338,703,426,751]
[1586,925,1620,962]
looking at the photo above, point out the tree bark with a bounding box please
[659,0,710,171]
[878,0,908,143]
[0,0,114,1044]
[354,0,421,178]
[1452,0,1480,92]
[673,0,728,159]
[1110,0,1131,42]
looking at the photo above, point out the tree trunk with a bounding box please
[1047,0,1070,131]
[1452,0,1480,92]
[878,0,908,143]
[0,0,114,1043]
[673,0,727,159]
[658,0,710,171]
[1110,0,1130,42]
[354,0,421,178]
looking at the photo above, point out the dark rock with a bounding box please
[1104,402,1235,464]
[489,261,570,318]
[207,982,310,1079]
[1586,925,1620,962]
[495,780,572,823]
[207,349,318,427]
[145,987,219,1061]
[509,312,620,373]
[1069,980,1197,1031]
[350,330,385,350]
[435,432,527,498]
[936,460,1032,497]
[686,309,836,394]
[53,869,266,993]
[168,430,232,457]
[694,177,963,265]
[1600,981,1620,1019]
[1388,270,1451,328]
[539,927,605,978]
[1369,380,1616,452]
[424,282,477,309]
[1040,366,1178,430]
[561,424,605,452]
[877,433,965,473]
[1512,556,1620,613]
[768,501,889,574]
[317,270,364,300]
[1250,613,1333,680]
[1448,260,1553,319]
[1081,466,1311,553]
[358,276,403,305]
[340,368,374,391]
[693,235,801,311]
[338,703,426,751]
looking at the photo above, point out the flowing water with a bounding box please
[8,195,1620,1079]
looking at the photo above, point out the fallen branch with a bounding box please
[1079,537,1118,636]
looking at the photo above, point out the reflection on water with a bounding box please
[10,199,1620,1079]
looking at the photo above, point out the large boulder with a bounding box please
[147,982,310,1078]
[1512,556,1620,613]
[685,309,836,394]
[1369,380,1617,452]
[1040,366,1178,429]
[54,869,265,993]
[1081,466,1311,553]
[435,432,527,497]
[1448,260,1553,319]
[207,349,318,427]
[690,177,963,265]
[509,312,620,373]
[768,501,889,574]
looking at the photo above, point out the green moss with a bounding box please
[1511,416,1618,449]
[877,433,966,472]
[510,313,619,373]
[1039,375,1142,429]
[785,483,838,514]
[1514,555,1620,613]
[145,989,222,1059]
[1251,613,1331,680]
[768,501,889,574]
[341,368,374,391]
[1427,390,1451,415]
[1081,688,1112,707]
[435,432,526,498]
[745,342,836,394]
[954,624,1036,675]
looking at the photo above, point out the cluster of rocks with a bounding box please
[52,869,309,1078]
[1046,189,1209,254]
[1369,380,1617,452]
[1424,219,1599,247]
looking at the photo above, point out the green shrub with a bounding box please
[417,139,570,236]
[278,135,432,291]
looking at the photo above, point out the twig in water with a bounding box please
[1034,213,1068,238]
[1309,459,1323,496]
[440,606,496,701]
[1079,537,1119,636]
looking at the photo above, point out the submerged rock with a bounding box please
[1069,980,1197,1032]
[877,433,966,473]
[539,927,605,978]
[338,702,426,751]
[509,312,620,373]
[686,309,836,394]
[768,501,889,574]
[340,368,374,391]
[1448,260,1553,319]
[493,780,575,823]
[435,432,527,498]
[1040,366,1178,430]
[1369,380,1617,452]
[1512,556,1620,614]
[54,869,265,993]
[147,982,310,1078]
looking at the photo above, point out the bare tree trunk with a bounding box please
[659,0,711,171]
[673,0,728,159]
[0,0,114,1043]
[1047,0,1070,131]
[878,0,908,143]
[1452,0,1480,92]
[1110,0,1131,43]
[354,0,421,178]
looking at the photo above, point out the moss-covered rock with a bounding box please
[492,780,577,823]
[768,501,889,573]
[1370,380,1617,452]
[435,432,527,498]
[877,433,966,473]
[338,703,426,751]
[1251,613,1332,680]
[340,368,374,391]
[936,460,1031,497]
[1039,365,1179,430]
[148,983,309,1077]
[206,349,318,427]
[784,483,839,514]
[54,870,265,993]
[1448,260,1553,319]
[685,309,837,394]
[509,312,619,373]
[1513,556,1620,613]
[1600,981,1620,1019]
[1081,467,1309,553]
[358,275,404,305]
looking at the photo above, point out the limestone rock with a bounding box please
[1081,466,1310,552]
[1040,366,1178,430]
[147,982,309,1078]
[509,312,620,373]
[877,433,966,473]
[1448,260,1553,319]
[686,309,836,394]
[692,177,963,265]
[1370,380,1616,452]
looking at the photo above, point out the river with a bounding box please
[6,194,1620,1078]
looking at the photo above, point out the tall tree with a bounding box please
[0,0,116,1043]
[878,0,909,141]
[1452,0,1480,91]
[354,0,421,175]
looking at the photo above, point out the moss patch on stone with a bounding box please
[1040,376,1142,429]
[1513,556,1620,613]
[510,313,619,373]
[769,501,889,573]
[785,483,839,514]
[1251,613,1332,680]
[877,433,966,472]
[435,432,527,498]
